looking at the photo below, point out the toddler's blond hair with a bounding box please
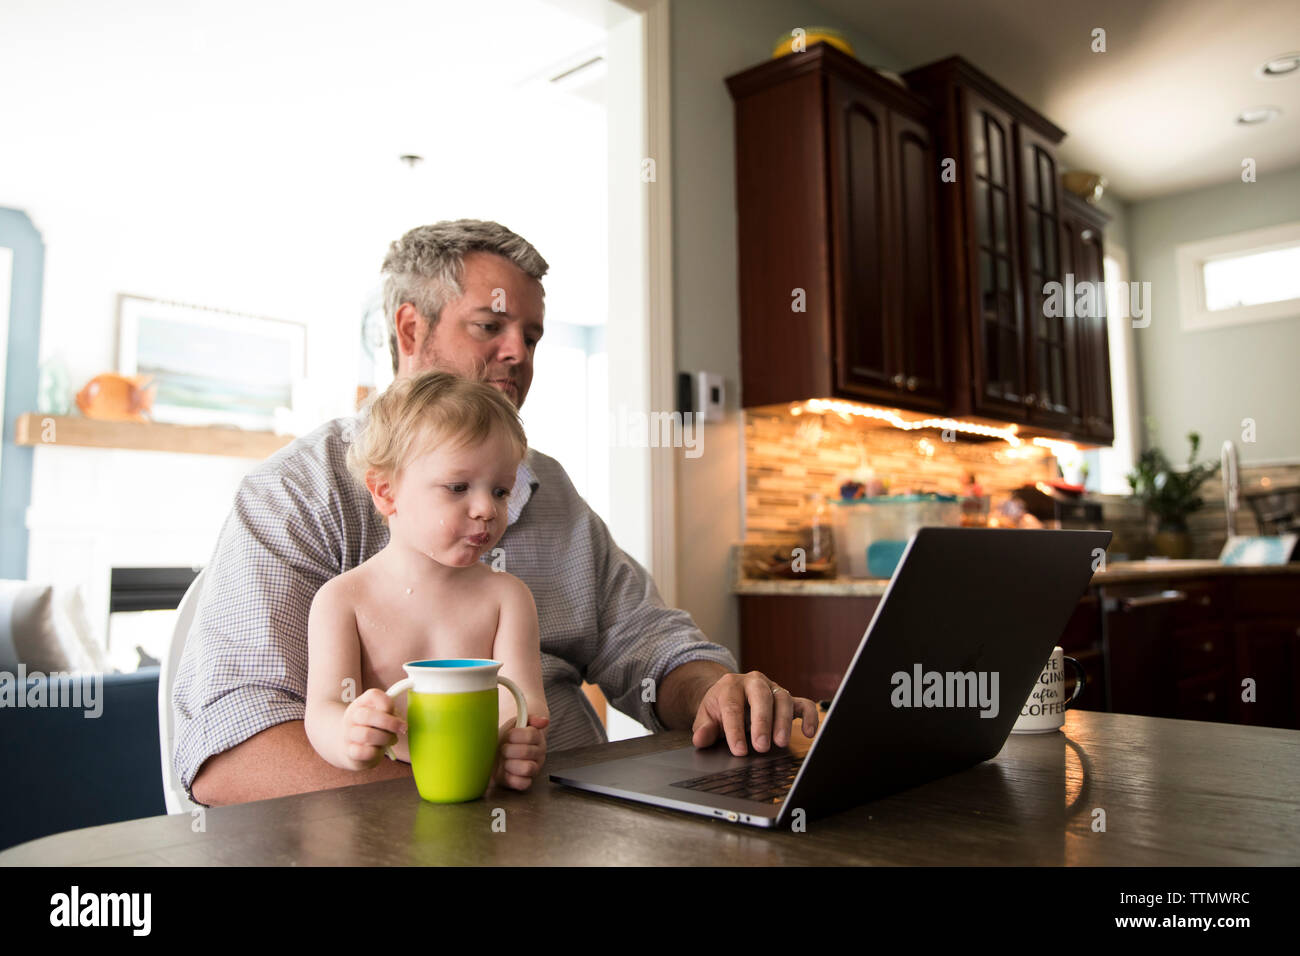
[347,371,528,522]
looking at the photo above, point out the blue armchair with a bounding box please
[0,667,166,851]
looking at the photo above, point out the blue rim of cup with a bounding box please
[406,659,498,668]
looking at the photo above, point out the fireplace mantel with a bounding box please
[15,413,293,459]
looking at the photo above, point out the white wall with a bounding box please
[1128,163,1300,465]
[669,0,903,658]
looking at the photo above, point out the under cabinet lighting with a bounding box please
[1032,437,1082,456]
[783,399,1085,454]
[792,398,1023,444]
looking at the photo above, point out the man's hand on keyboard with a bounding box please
[691,670,820,757]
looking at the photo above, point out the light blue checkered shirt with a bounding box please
[172,414,737,803]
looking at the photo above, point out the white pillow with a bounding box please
[52,583,112,673]
[0,580,111,675]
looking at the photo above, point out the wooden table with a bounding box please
[3,710,1298,865]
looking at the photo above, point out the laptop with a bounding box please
[551,527,1112,828]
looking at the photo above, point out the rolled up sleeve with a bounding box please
[584,518,737,734]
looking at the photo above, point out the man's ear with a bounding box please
[365,468,397,520]
[394,303,426,369]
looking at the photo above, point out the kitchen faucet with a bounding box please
[1221,440,1239,537]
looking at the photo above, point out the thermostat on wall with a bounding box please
[696,372,724,421]
[676,371,725,421]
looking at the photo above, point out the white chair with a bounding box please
[157,568,206,814]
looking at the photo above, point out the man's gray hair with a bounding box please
[381,219,549,374]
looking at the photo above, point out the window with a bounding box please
[518,321,608,519]
[1082,248,1139,496]
[1203,245,1300,311]
[0,247,11,486]
[1176,221,1300,331]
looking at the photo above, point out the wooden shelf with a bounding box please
[14,413,294,459]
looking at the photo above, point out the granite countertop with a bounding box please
[731,548,1300,596]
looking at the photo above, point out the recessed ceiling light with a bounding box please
[1258,53,1300,78]
[1236,106,1282,125]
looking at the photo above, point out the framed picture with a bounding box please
[116,295,307,431]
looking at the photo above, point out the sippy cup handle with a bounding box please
[498,675,528,731]
[381,675,526,762]
[383,678,413,761]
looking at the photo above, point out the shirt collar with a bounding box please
[508,452,540,527]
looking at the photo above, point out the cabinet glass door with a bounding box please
[967,93,1025,416]
[1019,129,1078,430]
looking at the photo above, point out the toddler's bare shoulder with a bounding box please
[311,565,367,608]
[485,568,536,606]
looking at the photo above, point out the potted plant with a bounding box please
[1126,431,1220,558]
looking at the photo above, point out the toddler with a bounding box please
[305,370,549,790]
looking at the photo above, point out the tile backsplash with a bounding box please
[744,407,1300,561]
[744,408,1057,544]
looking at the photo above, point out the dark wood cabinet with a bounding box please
[739,594,882,702]
[904,57,1092,439]
[1018,124,1081,433]
[825,74,893,402]
[1233,620,1299,728]
[964,90,1028,419]
[1061,193,1115,443]
[889,109,947,410]
[1101,586,1182,719]
[1099,576,1298,729]
[1230,575,1300,728]
[727,44,944,414]
[741,572,1300,730]
[726,48,1116,444]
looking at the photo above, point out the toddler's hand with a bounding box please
[493,714,550,791]
[341,688,406,770]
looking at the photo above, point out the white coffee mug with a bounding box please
[1012,645,1086,734]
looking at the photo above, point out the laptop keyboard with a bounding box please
[670,753,805,805]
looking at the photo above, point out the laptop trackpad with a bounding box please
[637,742,793,773]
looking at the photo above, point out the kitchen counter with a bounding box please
[735,544,1300,727]
[732,548,1300,596]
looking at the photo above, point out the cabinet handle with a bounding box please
[1203,691,1217,703]
[1202,641,1214,653]
[1025,393,1038,406]
[1199,595,1211,606]
[1119,590,1187,610]
[906,376,918,391]
[892,373,905,388]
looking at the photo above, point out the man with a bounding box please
[174,219,820,806]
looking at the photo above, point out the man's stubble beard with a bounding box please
[422,340,483,384]
[421,339,523,409]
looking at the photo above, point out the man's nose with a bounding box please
[495,325,528,364]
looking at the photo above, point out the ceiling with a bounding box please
[817,0,1300,201]
[0,0,606,205]
[0,0,612,329]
